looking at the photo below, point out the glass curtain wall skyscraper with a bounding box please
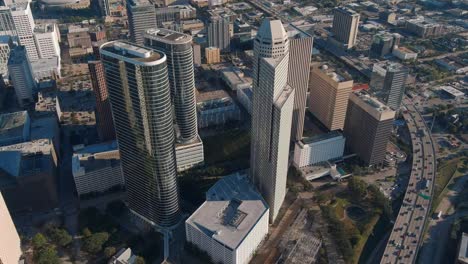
[100,41,181,228]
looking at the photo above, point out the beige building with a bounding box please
[0,192,22,264]
[308,64,353,131]
[205,47,220,64]
[331,7,360,49]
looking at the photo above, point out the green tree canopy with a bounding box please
[49,228,72,247]
[104,246,116,258]
[135,256,146,264]
[32,233,48,249]
[34,245,60,264]
[348,177,367,201]
[82,232,109,254]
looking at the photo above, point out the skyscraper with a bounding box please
[0,191,22,264]
[208,14,230,52]
[144,28,198,143]
[127,0,156,45]
[251,19,295,222]
[0,6,17,37]
[331,7,360,49]
[100,41,181,228]
[88,60,116,142]
[8,0,38,61]
[370,62,409,110]
[8,45,34,106]
[343,91,395,166]
[288,35,313,141]
[308,64,353,131]
[33,23,61,60]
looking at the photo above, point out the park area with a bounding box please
[315,177,392,264]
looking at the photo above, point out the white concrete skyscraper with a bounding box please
[8,0,38,61]
[250,19,295,222]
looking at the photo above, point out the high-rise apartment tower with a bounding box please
[207,14,230,52]
[251,19,295,222]
[100,41,181,228]
[144,28,198,143]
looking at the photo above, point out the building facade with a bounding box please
[8,45,35,106]
[205,46,220,64]
[208,14,230,52]
[100,41,181,228]
[308,64,353,131]
[331,7,360,49]
[34,23,61,60]
[72,141,124,196]
[0,111,30,147]
[370,62,409,110]
[343,91,395,166]
[127,0,156,45]
[287,35,313,141]
[250,19,295,222]
[293,131,345,167]
[0,191,22,264]
[9,0,39,61]
[144,28,198,143]
[88,61,116,141]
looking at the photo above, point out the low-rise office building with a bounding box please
[186,172,269,264]
[175,136,204,172]
[221,67,252,91]
[405,17,443,38]
[72,141,124,197]
[293,131,345,168]
[197,94,241,128]
[0,111,30,147]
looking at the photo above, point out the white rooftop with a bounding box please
[186,172,268,250]
[256,19,288,44]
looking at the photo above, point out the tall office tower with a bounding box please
[127,0,156,45]
[369,32,400,58]
[370,62,409,110]
[343,91,395,166]
[287,35,313,141]
[88,61,116,142]
[33,23,60,59]
[144,28,198,143]
[0,6,16,37]
[9,0,38,61]
[308,64,353,131]
[100,41,181,228]
[8,45,34,106]
[251,19,295,222]
[0,192,22,264]
[331,7,360,49]
[208,14,230,52]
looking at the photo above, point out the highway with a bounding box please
[380,98,437,264]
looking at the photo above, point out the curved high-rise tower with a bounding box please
[100,41,181,228]
[144,28,198,143]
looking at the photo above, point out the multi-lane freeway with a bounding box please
[380,98,437,264]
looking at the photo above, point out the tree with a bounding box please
[104,246,116,258]
[82,232,109,254]
[49,228,72,247]
[348,177,367,201]
[135,256,146,264]
[32,233,48,249]
[34,245,60,264]
[82,228,92,238]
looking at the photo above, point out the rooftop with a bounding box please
[301,130,344,145]
[145,28,192,44]
[101,41,165,65]
[0,111,29,136]
[373,61,408,73]
[256,19,288,44]
[8,46,27,65]
[30,56,60,71]
[34,23,56,34]
[351,91,395,121]
[72,141,120,176]
[334,6,359,16]
[186,172,268,250]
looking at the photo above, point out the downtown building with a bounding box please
[343,91,395,166]
[127,0,157,45]
[370,61,409,110]
[250,19,295,222]
[8,45,35,106]
[308,64,353,131]
[100,41,181,228]
[144,28,204,172]
[287,34,313,141]
[0,191,22,264]
[88,60,116,141]
[330,7,360,49]
[207,12,231,52]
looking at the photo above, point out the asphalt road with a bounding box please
[380,98,437,264]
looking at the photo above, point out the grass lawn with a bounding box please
[432,157,467,212]
[202,128,250,165]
